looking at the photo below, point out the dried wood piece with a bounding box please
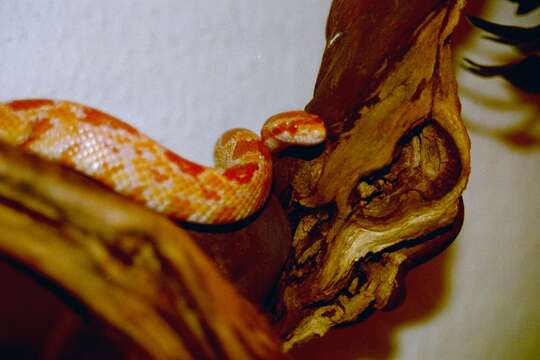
[272,0,470,348]
[0,143,284,359]
[186,195,292,305]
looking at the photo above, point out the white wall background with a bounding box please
[0,1,539,359]
[0,0,328,165]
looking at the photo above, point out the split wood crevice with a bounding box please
[0,0,470,358]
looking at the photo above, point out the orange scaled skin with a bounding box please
[0,99,325,224]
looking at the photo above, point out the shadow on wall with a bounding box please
[459,1,540,151]
[462,88,540,151]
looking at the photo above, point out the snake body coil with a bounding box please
[0,99,325,224]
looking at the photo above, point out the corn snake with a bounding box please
[0,99,325,224]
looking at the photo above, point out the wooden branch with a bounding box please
[0,143,284,359]
[272,0,470,348]
[185,195,292,305]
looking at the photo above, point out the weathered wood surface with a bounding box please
[0,143,284,359]
[271,0,470,348]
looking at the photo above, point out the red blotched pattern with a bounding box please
[0,99,324,224]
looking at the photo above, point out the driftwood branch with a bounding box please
[0,143,283,359]
[271,0,470,348]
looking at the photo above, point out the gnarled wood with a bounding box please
[272,0,470,348]
[0,143,284,359]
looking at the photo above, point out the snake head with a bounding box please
[261,111,326,153]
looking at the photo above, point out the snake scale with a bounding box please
[0,99,325,224]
